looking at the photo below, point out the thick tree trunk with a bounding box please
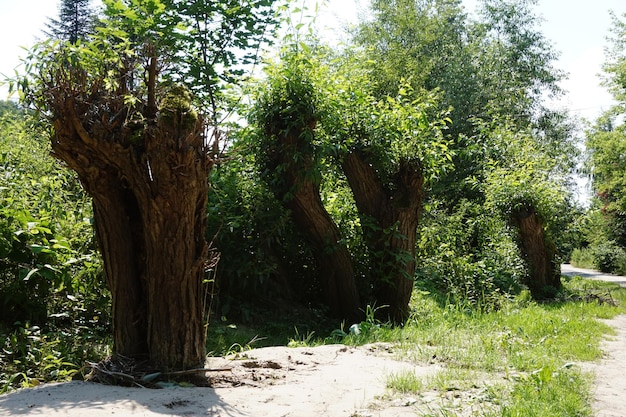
[264,124,360,320]
[49,93,211,370]
[343,151,425,324]
[91,178,147,359]
[511,207,562,298]
[139,138,209,368]
[286,178,360,320]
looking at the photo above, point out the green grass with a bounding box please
[386,369,425,393]
[371,277,625,416]
[204,304,341,355]
[493,367,593,417]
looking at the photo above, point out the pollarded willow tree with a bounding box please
[330,74,452,323]
[484,123,571,298]
[250,49,361,320]
[250,46,451,323]
[15,0,279,371]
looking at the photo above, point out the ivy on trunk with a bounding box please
[255,61,360,320]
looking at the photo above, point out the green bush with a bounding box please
[206,152,321,319]
[592,240,626,273]
[0,105,110,391]
[416,199,525,310]
[570,247,596,270]
[0,323,109,393]
[0,108,109,331]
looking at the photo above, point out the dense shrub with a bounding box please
[592,240,626,274]
[0,105,109,391]
[570,247,596,270]
[416,199,525,310]
[207,154,321,320]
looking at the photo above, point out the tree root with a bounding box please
[82,355,232,388]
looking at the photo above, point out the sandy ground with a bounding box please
[0,343,442,417]
[584,315,626,417]
[1,265,625,417]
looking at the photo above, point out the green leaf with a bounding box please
[29,244,50,254]
[23,268,39,282]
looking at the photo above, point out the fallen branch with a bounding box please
[161,367,233,376]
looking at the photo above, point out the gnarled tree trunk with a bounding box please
[286,180,361,320]
[343,151,425,324]
[263,125,360,321]
[48,79,211,370]
[511,207,561,299]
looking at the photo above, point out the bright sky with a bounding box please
[0,0,58,94]
[1,0,625,122]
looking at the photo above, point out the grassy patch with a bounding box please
[386,369,425,393]
[369,278,625,416]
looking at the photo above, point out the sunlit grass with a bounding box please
[386,369,425,393]
[375,278,625,416]
[202,277,626,416]
[490,367,593,417]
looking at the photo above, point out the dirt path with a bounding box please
[561,263,626,287]
[561,264,626,417]
[582,315,626,417]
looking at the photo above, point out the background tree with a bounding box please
[45,0,97,44]
[352,0,568,205]
[351,0,576,301]
[16,0,280,371]
[583,12,626,273]
[485,124,571,298]
[162,0,278,122]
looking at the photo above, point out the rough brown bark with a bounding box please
[342,151,425,324]
[46,77,211,370]
[511,207,562,298]
[263,125,360,320]
[91,177,148,359]
[286,176,360,320]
